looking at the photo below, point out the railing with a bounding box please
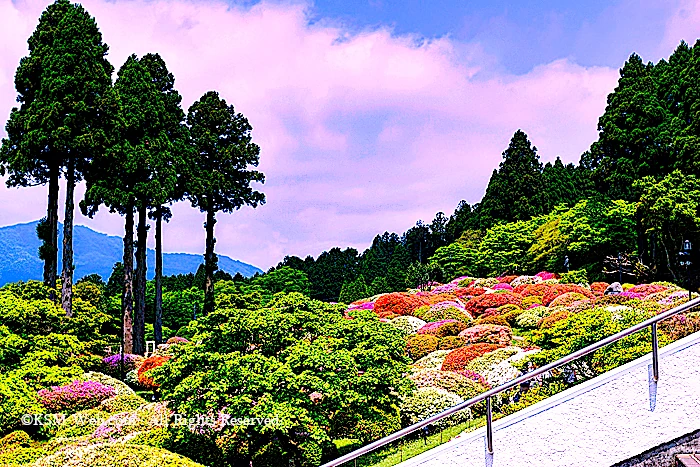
[321,295,700,467]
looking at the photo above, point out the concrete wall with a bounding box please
[397,331,700,467]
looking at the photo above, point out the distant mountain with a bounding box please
[0,221,262,286]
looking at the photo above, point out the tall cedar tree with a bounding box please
[186,91,265,314]
[81,55,171,354]
[479,130,545,229]
[0,0,114,314]
[140,53,190,345]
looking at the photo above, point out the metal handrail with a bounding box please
[321,295,700,467]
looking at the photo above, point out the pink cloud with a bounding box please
[0,0,622,271]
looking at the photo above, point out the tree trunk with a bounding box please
[133,203,148,355]
[204,208,217,315]
[61,158,75,317]
[45,163,60,297]
[154,206,163,345]
[123,206,135,354]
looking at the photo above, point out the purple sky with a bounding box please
[1,0,699,271]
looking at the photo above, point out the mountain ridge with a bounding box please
[0,220,262,285]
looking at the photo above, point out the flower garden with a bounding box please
[1,273,700,467]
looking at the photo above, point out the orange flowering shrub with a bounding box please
[593,294,630,306]
[374,293,425,318]
[441,343,504,371]
[423,293,460,305]
[542,285,594,305]
[474,315,509,326]
[464,292,522,316]
[590,282,610,295]
[628,284,668,297]
[454,287,486,298]
[137,355,171,390]
[497,275,518,284]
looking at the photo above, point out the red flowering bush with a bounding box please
[538,310,570,329]
[542,285,594,305]
[423,293,460,305]
[496,275,518,284]
[374,293,425,318]
[549,292,588,308]
[454,287,486,298]
[514,283,552,297]
[628,284,667,297]
[464,292,522,316]
[590,282,610,295]
[137,355,171,390]
[441,343,504,371]
[458,324,512,345]
[406,335,439,360]
[417,319,467,338]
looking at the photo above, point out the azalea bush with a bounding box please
[399,387,470,429]
[441,344,504,371]
[438,335,466,350]
[410,369,487,400]
[406,334,439,360]
[102,354,143,376]
[459,324,512,345]
[37,380,116,413]
[137,356,171,390]
[417,319,467,338]
[374,293,425,318]
[412,350,452,370]
[465,293,522,316]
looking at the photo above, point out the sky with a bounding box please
[0,0,699,272]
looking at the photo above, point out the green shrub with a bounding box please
[438,336,466,350]
[559,269,588,285]
[0,373,42,436]
[0,430,31,451]
[54,408,108,438]
[32,443,206,467]
[406,334,439,360]
[99,394,147,414]
[413,306,472,324]
[353,407,402,444]
[0,446,47,465]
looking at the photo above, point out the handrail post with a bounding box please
[486,396,493,454]
[652,323,659,382]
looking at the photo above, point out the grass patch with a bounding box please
[333,415,489,467]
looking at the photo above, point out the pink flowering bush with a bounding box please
[459,324,513,345]
[492,283,513,291]
[102,354,143,376]
[38,380,116,413]
[535,271,556,280]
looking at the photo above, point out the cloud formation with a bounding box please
[0,0,683,270]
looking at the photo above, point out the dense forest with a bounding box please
[263,42,700,302]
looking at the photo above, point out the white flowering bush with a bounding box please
[81,372,134,396]
[516,308,547,329]
[409,369,488,400]
[466,347,521,375]
[399,387,470,429]
[390,316,427,335]
[510,275,541,287]
[412,350,452,370]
